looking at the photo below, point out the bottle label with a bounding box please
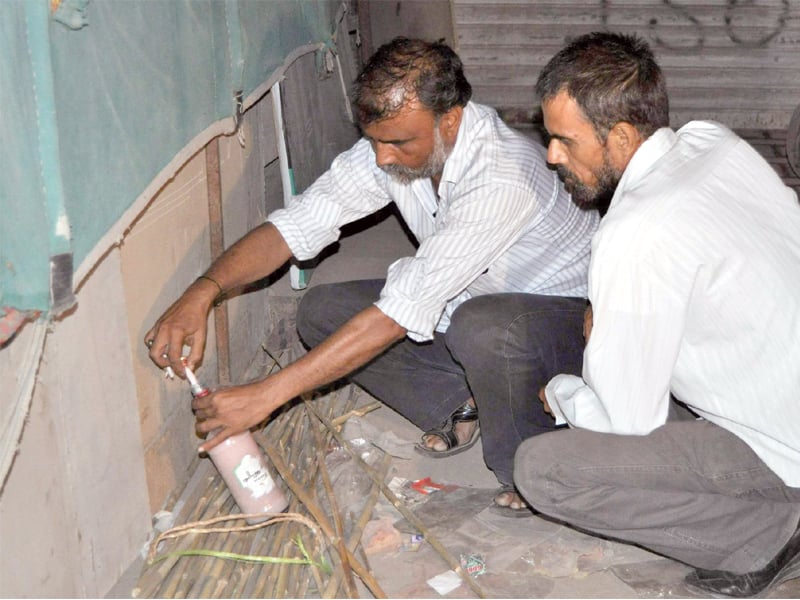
[233,454,275,498]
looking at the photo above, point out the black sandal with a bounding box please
[414,402,480,458]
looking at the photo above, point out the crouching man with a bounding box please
[515,31,800,597]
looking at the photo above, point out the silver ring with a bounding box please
[146,339,154,348]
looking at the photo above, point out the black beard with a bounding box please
[556,163,619,217]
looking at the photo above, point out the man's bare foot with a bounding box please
[415,399,480,457]
[494,489,527,510]
[422,417,478,451]
[490,485,534,517]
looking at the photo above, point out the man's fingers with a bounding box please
[537,387,552,415]
[184,334,206,376]
[196,423,229,454]
[147,338,170,368]
[191,398,214,421]
[583,304,593,342]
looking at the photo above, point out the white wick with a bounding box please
[183,362,200,388]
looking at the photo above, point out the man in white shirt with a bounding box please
[515,31,800,596]
[146,38,598,513]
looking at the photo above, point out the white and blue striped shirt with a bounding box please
[269,101,599,341]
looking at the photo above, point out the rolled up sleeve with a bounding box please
[268,140,393,260]
[377,183,538,341]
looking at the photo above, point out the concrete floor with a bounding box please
[351,401,677,598]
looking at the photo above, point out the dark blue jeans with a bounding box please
[296,279,586,485]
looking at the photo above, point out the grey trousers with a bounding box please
[514,419,800,573]
[296,279,586,485]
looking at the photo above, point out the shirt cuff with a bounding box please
[374,296,439,342]
[544,374,586,427]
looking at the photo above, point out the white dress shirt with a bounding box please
[269,101,599,341]
[546,121,800,486]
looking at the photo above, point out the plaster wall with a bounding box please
[0,251,151,597]
[120,144,217,514]
[0,92,286,597]
[0,9,366,596]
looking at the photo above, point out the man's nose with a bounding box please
[374,142,396,168]
[546,139,566,166]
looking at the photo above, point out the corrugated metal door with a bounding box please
[453,0,800,131]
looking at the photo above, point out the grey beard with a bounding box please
[381,130,451,185]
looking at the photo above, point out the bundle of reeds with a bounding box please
[134,348,485,599]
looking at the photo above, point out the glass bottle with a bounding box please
[184,362,288,523]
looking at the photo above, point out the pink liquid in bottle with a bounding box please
[205,430,289,524]
[184,362,288,524]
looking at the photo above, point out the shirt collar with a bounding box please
[608,126,676,211]
[438,101,476,187]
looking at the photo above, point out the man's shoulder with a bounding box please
[457,102,546,170]
[463,102,536,145]
[674,120,741,153]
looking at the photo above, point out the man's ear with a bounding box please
[607,121,644,167]
[439,105,463,140]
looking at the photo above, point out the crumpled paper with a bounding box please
[427,570,462,595]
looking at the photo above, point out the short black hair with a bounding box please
[536,32,669,140]
[352,37,472,126]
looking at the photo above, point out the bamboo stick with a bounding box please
[237,525,269,598]
[309,406,359,599]
[274,405,320,597]
[136,384,370,598]
[256,398,324,597]
[192,508,244,598]
[330,401,382,427]
[322,452,392,598]
[177,494,238,597]
[155,474,230,597]
[260,517,291,597]
[298,530,327,596]
[148,509,323,598]
[304,400,488,599]
[136,468,228,598]
[265,407,314,597]
[262,439,387,598]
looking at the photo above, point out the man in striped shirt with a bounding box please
[146,38,598,514]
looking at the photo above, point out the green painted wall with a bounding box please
[1,0,341,313]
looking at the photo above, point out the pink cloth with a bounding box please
[0,307,41,345]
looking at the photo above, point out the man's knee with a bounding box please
[446,295,506,360]
[297,280,381,348]
[296,285,331,348]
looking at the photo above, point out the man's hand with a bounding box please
[192,379,279,452]
[583,303,593,345]
[144,277,218,377]
[193,305,406,452]
[538,387,552,415]
[144,223,294,377]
